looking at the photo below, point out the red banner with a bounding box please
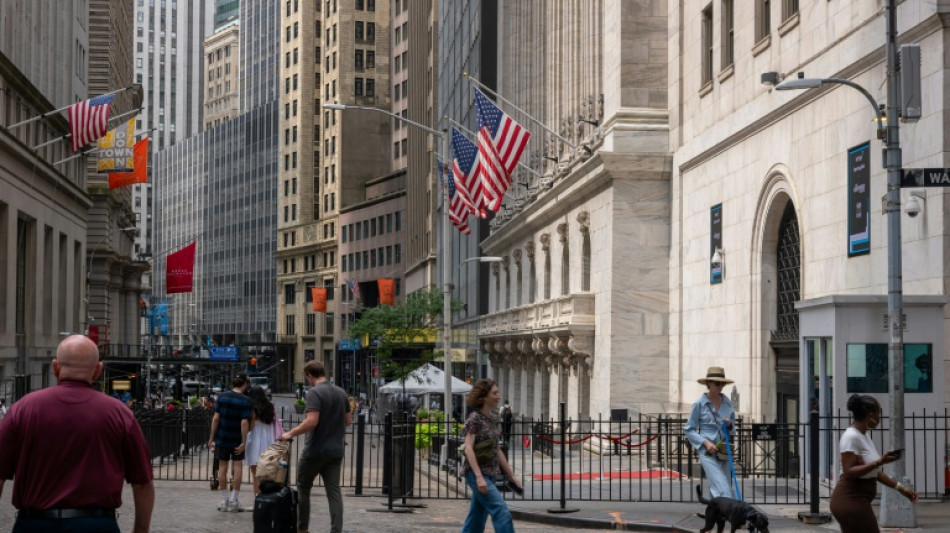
[378,278,395,306]
[166,242,196,294]
[312,288,327,312]
[88,326,100,346]
[108,137,148,189]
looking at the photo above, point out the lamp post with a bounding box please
[323,103,453,464]
[774,1,911,526]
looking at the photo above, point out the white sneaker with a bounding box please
[229,499,243,512]
[217,500,230,512]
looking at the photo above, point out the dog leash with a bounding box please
[722,420,742,500]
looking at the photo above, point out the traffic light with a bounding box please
[250,357,258,370]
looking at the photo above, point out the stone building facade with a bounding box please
[203,21,240,129]
[478,1,672,420]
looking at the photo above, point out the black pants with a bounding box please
[13,517,120,533]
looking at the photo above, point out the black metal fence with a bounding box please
[135,405,949,505]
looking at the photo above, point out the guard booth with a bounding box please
[797,295,947,493]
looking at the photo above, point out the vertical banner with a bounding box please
[312,288,327,312]
[88,326,100,346]
[166,242,196,294]
[109,137,149,189]
[848,142,871,256]
[97,118,136,172]
[378,278,395,305]
[710,203,723,284]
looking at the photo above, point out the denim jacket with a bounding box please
[684,393,735,452]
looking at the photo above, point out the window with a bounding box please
[325,313,335,335]
[395,211,401,231]
[366,22,375,43]
[293,73,298,90]
[355,49,364,69]
[701,5,713,86]
[721,0,734,69]
[394,142,400,159]
[285,314,295,335]
[342,225,348,243]
[294,48,298,64]
[386,213,393,232]
[284,283,296,304]
[846,344,933,393]
[367,0,375,11]
[395,27,401,45]
[370,218,376,236]
[395,244,401,264]
[324,279,335,301]
[366,51,375,68]
[394,84,400,101]
[356,0,363,9]
[366,79,375,97]
[756,0,771,42]
[355,21,364,41]
[342,255,348,272]
[782,0,798,22]
[355,77,363,96]
[386,245,392,265]
[306,313,316,335]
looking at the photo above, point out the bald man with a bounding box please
[0,335,155,533]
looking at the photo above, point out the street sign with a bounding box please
[337,338,360,351]
[752,423,777,441]
[209,345,238,362]
[902,168,950,187]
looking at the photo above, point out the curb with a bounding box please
[509,508,674,532]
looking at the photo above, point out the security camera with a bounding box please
[905,191,925,218]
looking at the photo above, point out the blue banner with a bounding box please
[210,346,239,362]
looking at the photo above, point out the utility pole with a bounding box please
[880,0,913,527]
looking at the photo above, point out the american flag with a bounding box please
[68,93,115,152]
[451,128,489,218]
[346,279,361,301]
[474,88,531,209]
[438,157,471,235]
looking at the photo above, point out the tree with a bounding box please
[349,287,463,384]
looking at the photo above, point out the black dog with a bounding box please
[696,485,770,533]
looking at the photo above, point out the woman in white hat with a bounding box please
[684,366,736,499]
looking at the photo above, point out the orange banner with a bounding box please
[312,288,327,312]
[378,278,395,306]
[108,137,148,189]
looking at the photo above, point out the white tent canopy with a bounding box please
[377,363,471,418]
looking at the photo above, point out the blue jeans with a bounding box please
[699,451,735,499]
[462,471,515,533]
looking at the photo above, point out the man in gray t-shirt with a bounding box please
[281,361,351,533]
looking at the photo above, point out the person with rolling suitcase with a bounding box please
[253,441,296,533]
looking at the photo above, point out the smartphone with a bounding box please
[889,448,904,457]
[506,480,524,495]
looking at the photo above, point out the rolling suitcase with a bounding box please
[253,449,297,533]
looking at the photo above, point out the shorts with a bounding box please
[215,445,246,462]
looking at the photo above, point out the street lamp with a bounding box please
[324,102,454,465]
[773,2,911,526]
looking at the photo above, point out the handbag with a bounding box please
[256,441,291,484]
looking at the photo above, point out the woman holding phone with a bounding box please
[830,394,918,532]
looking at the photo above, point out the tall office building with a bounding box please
[215,0,240,28]
[152,0,279,350]
[277,0,392,379]
[203,21,240,129]
[131,0,216,282]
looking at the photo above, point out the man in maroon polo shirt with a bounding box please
[0,335,154,533]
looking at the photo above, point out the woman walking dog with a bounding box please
[684,366,736,500]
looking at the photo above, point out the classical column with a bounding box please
[569,334,594,419]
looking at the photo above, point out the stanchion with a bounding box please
[798,410,831,524]
[548,401,578,514]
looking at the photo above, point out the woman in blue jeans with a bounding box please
[684,366,736,499]
[461,380,523,533]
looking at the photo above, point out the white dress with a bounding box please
[246,419,276,466]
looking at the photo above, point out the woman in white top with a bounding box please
[245,386,278,495]
[829,394,918,533]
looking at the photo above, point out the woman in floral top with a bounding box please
[461,379,521,533]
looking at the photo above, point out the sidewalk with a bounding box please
[1,479,946,532]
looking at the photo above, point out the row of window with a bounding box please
[353,78,376,97]
[700,0,799,88]
[341,212,401,243]
[393,21,409,45]
[353,22,376,43]
[341,245,402,273]
[206,45,231,64]
[282,252,335,275]
[208,62,230,81]
[354,49,376,70]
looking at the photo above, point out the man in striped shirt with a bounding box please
[208,374,253,512]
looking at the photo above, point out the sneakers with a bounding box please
[228,499,244,512]
[217,500,230,512]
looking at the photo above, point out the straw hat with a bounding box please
[697,366,734,385]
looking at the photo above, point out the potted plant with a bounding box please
[294,397,306,414]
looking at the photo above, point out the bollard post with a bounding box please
[355,411,366,495]
[548,401,578,513]
[798,409,831,524]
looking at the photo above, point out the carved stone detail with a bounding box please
[512,249,522,266]
[567,335,593,357]
[516,339,531,355]
[577,211,590,234]
[502,255,511,272]
[524,240,535,259]
[557,222,569,243]
[491,262,501,276]
[539,233,551,252]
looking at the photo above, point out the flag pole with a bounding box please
[6,85,140,130]
[50,125,151,166]
[463,73,579,150]
[33,107,143,151]
[443,115,543,178]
